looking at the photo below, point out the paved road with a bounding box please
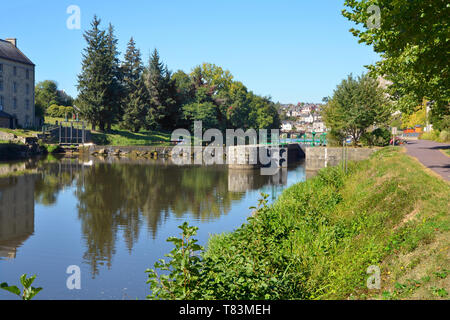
[405,139,450,181]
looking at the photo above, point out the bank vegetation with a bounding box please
[147,147,450,300]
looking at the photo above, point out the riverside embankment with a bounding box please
[148,147,450,300]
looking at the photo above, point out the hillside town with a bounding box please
[279,103,327,134]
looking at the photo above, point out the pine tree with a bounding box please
[76,15,108,131]
[143,49,179,130]
[121,38,144,92]
[144,49,166,130]
[104,24,122,130]
[77,17,121,132]
[120,38,148,132]
[162,66,179,130]
[121,77,149,132]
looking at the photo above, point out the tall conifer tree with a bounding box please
[104,24,123,130]
[77,17,121,132]
[120,38,148,132]
[143,49,178,130]
[76,16,109,131]
[144,49,166,130]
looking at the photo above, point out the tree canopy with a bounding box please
[35,80,74,115]
[76,16,281,134]
[322,74,390,145]
[342,0,449,130]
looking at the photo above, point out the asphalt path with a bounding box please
[404,139,450,181]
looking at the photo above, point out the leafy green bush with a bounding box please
[1,274,42,300]
[420,130,438,141]
[439,130,449,142]
[361,128,391,147]
[146,222,205,300]
[46,105,74,118]
[47,145,60,153]
[147,166,349,300]
[40,143,61,154]
[325,129,346,147]
[433,115,450,132]
[420,130,450,142]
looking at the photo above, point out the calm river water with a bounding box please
[0,156,312,299]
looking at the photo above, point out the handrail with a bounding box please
[42,124,59,133]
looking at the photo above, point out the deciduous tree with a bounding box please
[322,74,390,145]
[342,0,449,128]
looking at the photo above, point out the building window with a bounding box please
[0,95,4,107]
[26,83,29,95]
[26,99,30,109]
[13,82,17,93]
[13,97,17,108]
[13,66,17,76]
[0,64,3,72]
[26,69,29,79]
[0,80,3,91]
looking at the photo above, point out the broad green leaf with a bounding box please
[0,283,21,297]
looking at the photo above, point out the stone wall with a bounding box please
[0,130,37,144]
[227,144,303,169]
[0,130,15,141]
[305,147,378,163]
[85,145,174,155]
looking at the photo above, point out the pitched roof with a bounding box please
[0,110,13,118]
[0,39,34,66]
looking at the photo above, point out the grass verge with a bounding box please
[420,130,450,143]
[91,128,172,146]
[43,117,173,146]
[0,128,39,138]
[148,147,450,300]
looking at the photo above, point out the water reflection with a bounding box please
[74,162,249,276]
[0,157,305,277]
[228,168,287,192]
[0,175,36,259]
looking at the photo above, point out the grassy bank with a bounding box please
[91,128,172,146]
[43,116,173,146]
[420,130,450,143]
[0,128,39,138]
[148,147,449,300]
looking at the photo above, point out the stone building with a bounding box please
[0,38,35,128]
[0,174,36,259]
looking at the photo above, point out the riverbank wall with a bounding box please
[0,143,45,161]
[305,146,378,162]
[83,145,173,156]
[83,144,377,172]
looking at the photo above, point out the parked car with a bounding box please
[390,136,407,145]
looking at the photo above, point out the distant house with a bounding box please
[0,38,35,128]
[281,121,294,132]
[301,114,314,124]
[313,121,326,133]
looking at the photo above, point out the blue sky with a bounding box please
[0,0,379,103]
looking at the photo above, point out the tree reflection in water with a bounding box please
[22,157,284,277]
